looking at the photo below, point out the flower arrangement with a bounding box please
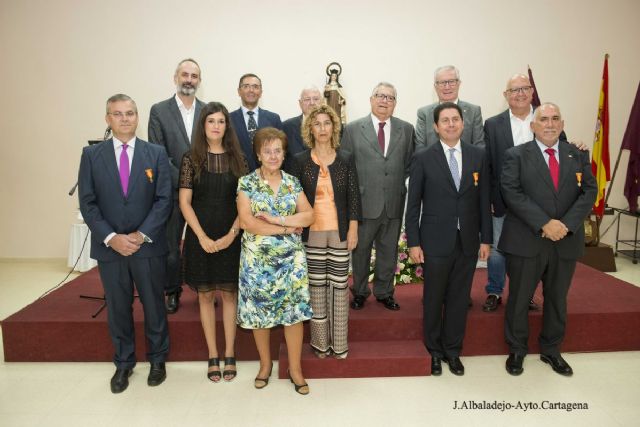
[368,227,423,285]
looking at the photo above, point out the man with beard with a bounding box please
[230,73,282,171]
[148,58,205,314]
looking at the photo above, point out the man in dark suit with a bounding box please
[79,94,172,393]
[229,73,282,171]
[281,86,323,172]
[416,65,484,148]
[406,102,491,376]
[499,103,596,376]
[148,58,205,314]
[341,82,415,311]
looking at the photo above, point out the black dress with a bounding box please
[179,152,240,292]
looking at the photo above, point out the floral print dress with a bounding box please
[236,170,313,328]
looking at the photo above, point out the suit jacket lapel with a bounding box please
[528,141,556,193]
[98,139,122,195]
[557,142,573,193]
[499,112,515,148]
[168,100,190,146]
[127,139,146,197]
[459,143,473,193]
[361,118,383,157]
[386,117,400,158]
[191,99,202,142]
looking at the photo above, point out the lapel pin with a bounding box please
[473,172,479,186]
[576,172,582,187]
[145,168,154,183]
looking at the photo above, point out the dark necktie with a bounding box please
[119,144,130,196]
[378,122,386,153]
[545,148,559,190]
[247,111,258,142]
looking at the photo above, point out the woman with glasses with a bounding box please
[236,127,314,395]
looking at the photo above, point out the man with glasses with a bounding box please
[416,65,484,148]
[230,73,282,171]
[282,86,323,172]
[483,74,576,313]
[341,82,415,311]
[148,58,205,314]
[79,94,172,393]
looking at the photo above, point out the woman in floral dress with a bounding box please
[236,127,314,395]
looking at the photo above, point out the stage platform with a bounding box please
[2,263,640,379]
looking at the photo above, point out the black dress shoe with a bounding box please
[443,357,465,375]
[506,353,525,376]
[376,296,400,311]
[483,294,502,312]
[528,298,539,311]
[431,357,442,376]
[148,362,167,386]
[540,354,573,376]
[166,293,180,314]
[110,368,133,394]
[350,295,366,310]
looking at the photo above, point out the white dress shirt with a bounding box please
[175,94,196,141]
[371,114,391,156]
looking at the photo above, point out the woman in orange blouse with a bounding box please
[292,105,362,358]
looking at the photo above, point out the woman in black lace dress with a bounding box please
[179,102,248,382]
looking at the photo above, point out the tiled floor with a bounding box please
[1,258,639,427]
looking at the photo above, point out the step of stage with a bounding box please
[277,340,431,379]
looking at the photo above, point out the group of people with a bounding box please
[77,58,597,395]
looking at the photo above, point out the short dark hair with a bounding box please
[433,102,463,123]
[253,127,287,161]
[238,73,262,88]
[106,94,137,113]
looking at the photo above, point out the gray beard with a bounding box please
[178,85,196,96]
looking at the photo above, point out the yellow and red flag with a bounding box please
[591,55,610,217]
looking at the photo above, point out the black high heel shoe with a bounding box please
[207,358,221,382]
[223,357,237,381]
[254,362,273,389]
[287,369,309,395]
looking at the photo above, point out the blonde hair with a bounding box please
[302,104,342,149]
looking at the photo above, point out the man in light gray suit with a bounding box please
[341,82,416,311]
[148,58,205,314]
[416,65,484,148]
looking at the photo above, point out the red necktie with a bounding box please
[378,122,386,153]
[545,148,559,190]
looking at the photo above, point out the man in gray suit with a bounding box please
[416,65,484,148]
[148,58,205,314]
[341,82,416,311]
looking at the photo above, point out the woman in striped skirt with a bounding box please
[292,104,362,359]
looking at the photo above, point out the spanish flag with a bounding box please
[591,55,610,217]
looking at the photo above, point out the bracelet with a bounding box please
[279,216,286,226]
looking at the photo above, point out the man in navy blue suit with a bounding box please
[281,86,323,172]
[78,94,172,393]
[229,73,282,171]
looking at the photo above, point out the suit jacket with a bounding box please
[415,100,484,149]
[282,114,306,173]
[340,114,415,220]
[485,109,569,217]
[230,107,283,171]
[78,138,172,262]
[498,140,597,259]
[405,141,492,257]
[291,149,362,242]
[148,96,205,194]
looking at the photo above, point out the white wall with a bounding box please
[1,0,639,257]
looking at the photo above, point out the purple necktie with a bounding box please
[119,144,130,196]
[378,122,386,153]
[545,148,559,190]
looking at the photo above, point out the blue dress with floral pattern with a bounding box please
[237,171,312,328]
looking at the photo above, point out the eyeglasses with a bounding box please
[506,86,533,95]
[373,93,396,102]
[438,117,462,125]
[435,79,459,87]
[240,84,262,90]
[301,97,322,104]
[108,111,137,119]
[261,148,283,157]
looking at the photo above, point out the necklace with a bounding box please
[259,167,278,186]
